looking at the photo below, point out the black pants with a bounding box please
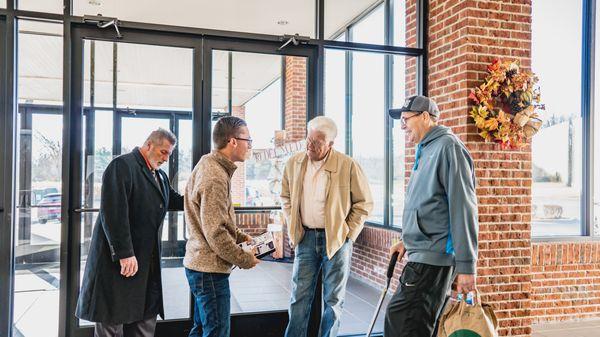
[384,262,453,337]
[94,316,157,337]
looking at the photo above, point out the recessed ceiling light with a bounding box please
[277,20,289,26]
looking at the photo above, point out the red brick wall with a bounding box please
[284,56,307,143]
[531,242,600,323]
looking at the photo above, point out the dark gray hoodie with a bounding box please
[402,125,478,274]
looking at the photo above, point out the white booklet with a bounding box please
[238,231,276,259]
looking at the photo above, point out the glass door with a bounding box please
[63,25,317,337]
[202,38,318,337]
[66,25,200,337]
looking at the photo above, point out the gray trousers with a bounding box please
[94,316,157,337]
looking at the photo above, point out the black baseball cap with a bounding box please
[389,95,440,119]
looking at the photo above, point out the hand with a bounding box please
[242,255,260,269]
[455,274,477,302]
[243,234,253,243]
[120,256,138,277]
[389,241,405,257]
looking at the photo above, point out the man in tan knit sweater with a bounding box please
[183,116,259,337]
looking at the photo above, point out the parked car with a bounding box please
[37,193,61,224]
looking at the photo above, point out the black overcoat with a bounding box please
[75,147,183,324]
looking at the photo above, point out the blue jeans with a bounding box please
[185,268,230,337]
[285,229,353,337]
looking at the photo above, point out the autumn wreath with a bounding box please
[469,59,545,149]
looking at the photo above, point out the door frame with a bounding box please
[62,22,320,337]
[0,13,16,337]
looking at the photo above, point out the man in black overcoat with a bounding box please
[76,128,184,337]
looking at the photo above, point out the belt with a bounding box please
[302,225,325,232]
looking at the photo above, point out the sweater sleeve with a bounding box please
[199,180,255,269]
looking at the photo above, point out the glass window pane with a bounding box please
[79,41,193,324]
[84,41,114,109]
[392,55,418,227]
[325,48,347,153]
[352,51,385,224]
[18,0,62,13]
[18,21,63,105]
[74,0,315,37]
[211,51,303,208]
[531,0,583,236]
[14,21,63,337]
[351,3,384,45]
[393,0,418,47]
[117,43,193,110]
[325,0,380,40]
[208,51,306,315]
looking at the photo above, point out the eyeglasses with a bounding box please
[400,111,424,126]
[234,137,253,147]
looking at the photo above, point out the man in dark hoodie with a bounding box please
[384,95,478,337]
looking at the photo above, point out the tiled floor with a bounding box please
[15,261,600,337]
[14,260,390,336]
[533,320,600,337]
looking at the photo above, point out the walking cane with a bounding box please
[366,247,406,337]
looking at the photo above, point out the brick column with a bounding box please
[284,56,307,143]
[428,1,533,335]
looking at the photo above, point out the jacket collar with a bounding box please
[211,150,238,177]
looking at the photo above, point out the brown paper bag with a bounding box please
[437,298,498,337]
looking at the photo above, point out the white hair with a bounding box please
[307,116,337,143]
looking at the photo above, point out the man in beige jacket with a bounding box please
[282,116,373,337]
[183,116,260,337]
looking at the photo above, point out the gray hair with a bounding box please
[307,116,337,143]
[145,128,177,146]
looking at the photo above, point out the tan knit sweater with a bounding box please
[183,151,255,273]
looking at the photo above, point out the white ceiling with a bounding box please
[17,0,380,109]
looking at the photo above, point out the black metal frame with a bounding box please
[0,8,15,337]
[0,0,428,336]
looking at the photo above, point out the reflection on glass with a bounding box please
[532,0,582,236]
[13,21,63,337]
